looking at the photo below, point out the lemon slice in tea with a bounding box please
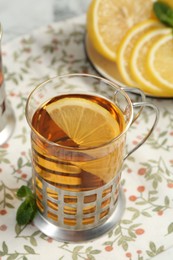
[45,96,122,148]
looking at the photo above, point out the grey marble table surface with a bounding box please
[0,0,91,43]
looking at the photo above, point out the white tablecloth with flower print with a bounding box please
[0,15,173,260]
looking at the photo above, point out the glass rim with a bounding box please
[25,73,134,151]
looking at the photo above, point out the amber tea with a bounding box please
[32,93,125,189]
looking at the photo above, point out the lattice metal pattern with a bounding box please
[34,171,121,231]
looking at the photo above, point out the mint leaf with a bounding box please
[17,185,33,198]
[16,200,36,225]
[153,1,173,28]
[16,186,37,225]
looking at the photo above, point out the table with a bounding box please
[0,10,173,260]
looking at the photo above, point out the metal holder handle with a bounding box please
[113,86,159,159]
[123,88,159,160]
[120,86,146,123]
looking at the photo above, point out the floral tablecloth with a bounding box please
[0,15,173,260]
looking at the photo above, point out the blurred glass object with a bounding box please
[0,24,15,145]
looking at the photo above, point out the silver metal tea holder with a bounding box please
[31,77,159,243]
[34,169,125,242]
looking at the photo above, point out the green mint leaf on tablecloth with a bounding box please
[16,186,37,225]
[153,1,173,27]
[17,185,33,198]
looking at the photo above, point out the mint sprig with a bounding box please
[16,185,37,225]
[153,1,173,28]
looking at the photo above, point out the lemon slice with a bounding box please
[74,146,123,183]
[130,28,173,96]
[147,33,173,91]
[45,97,121,148]
[117,19,162,86]
[87,0,155,61]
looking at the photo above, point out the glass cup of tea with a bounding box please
[0,25,15,145]
[25,73,159,242]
